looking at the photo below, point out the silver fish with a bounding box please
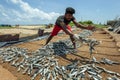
[107,76,120,80]
[101,58,120,65]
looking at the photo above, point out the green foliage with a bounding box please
[69,20,106,29]
[69,22,75,27]
[69,20,93,27]
[78,21,84,24]
[82,20,93,25]
[0,24,13,29]
[94,24,107,28]
[0,26,13,29]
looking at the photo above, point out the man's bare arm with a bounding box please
[60,22,73,36]
[73,20,87,29]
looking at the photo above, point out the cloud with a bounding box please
[0,0,60,24]
[10,0,60,20]
[0,5,10,22]
[1,12,8,17]
[0,4,22,23]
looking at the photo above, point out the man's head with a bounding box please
[65,7,75,21]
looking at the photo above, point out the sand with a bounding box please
[0,65,17,80]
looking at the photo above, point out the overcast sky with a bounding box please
[0,0,120,25]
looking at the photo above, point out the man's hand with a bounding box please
[87,25,95,31]
[73,20,95,31]
[73,34,79,41]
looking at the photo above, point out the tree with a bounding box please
[83,20,93,25]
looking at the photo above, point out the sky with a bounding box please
[0,0,120,25]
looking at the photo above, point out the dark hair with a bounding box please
[65,7,75,14]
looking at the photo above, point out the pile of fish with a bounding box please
[0,47,28,63]
[0,47,120,80]
[34,30,100,56]
[0,47,60,80]
[76,30,101,55]
[78,30,93,38]
[65,62,120,80]
[107,18,120,34]
[36,39,80,56]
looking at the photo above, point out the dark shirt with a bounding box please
[55,15,75,27]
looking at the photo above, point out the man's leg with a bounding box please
[45,25,61,45]
[70,35,76,49]
[45,35,53,45]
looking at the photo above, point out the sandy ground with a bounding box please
[0,28,120,80]
[0,28,38,39]
[0,25,52,35]
[0,29,38,34]
[0,28,52,39]
[18,26,44,29]
[0,65,17,80]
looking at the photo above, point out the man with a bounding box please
[45,7,94,49]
